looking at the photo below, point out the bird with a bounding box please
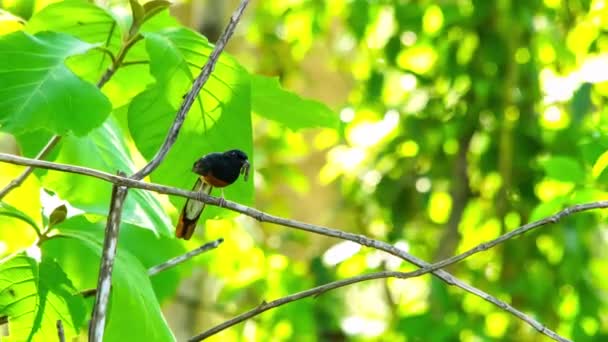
[175,149,250,240]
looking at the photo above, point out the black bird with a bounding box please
[175,149,250,240]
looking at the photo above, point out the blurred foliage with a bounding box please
[1,0,608,341]
[232,0,608,341]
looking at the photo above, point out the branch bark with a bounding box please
[89,177,128,342]
[148,238,224,276]
[0,153,595,342]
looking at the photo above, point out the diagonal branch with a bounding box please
[130,0,251,180]
[0,153,594,342]
[148,238,224,276]
[79,238,224,298]
[190,271,403,341]
[0,135,61,200]
[190,265,571,341]
[89,175,129,342]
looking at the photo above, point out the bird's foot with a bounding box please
[217,196,227,208]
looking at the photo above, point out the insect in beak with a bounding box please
[241,160,250,182]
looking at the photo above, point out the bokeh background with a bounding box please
[2,0,608,341]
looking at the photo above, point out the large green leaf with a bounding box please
[0,31,111,136]
[252,75,338,130]
[0,253,86,341]
[41,115,173,236]
[41,215,176,342]
[26,0,121,49]
[25,0,156,108]
[128,28,253,222]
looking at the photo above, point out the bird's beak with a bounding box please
[241,160,250,181]
[192,159,206,174]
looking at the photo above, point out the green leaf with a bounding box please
[128,28,253,220]
[41,115,173,236]
[48,204,67,227]
[25,0,155,108]
[26,0,120,47]
[539,156,585,183]
[128,0,145,32]
[570,82,592,122]
[0,31,111,136]
[142,0,172,23]
[41,216,176,342]
[252,75,338,130]
[0,253,86,341]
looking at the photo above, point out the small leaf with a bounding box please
[0,31,111,136]
[539,156,585,183]
[0,253,86,341]
[571,82,592,122]
[49,204,68,227]
[128,0,145,32]
[142,0,172,23]
[251,75,338,130]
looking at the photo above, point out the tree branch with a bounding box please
[130,0,251,180]
[148,238,224,276]
[0,135,61,200]
[57,320,65,342]
[189,271,403,341]
[0,153,593,342]
[79,238,224,298]
[89,176,128,342]
[190,263,571,341]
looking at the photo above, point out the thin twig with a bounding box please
[0,135,61,200]
[97,35,143,88]
[89,175,129,342]
[148,238,224,276]
[57,320,65,342]
[80,238,225,298]
[130,0,251,180]
[189,271,403,341]
[121,60,149,67]
[0,153,589,342]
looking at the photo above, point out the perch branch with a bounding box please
[0,153,592,342]
[130,0,251,180]
[89,176,129,342]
